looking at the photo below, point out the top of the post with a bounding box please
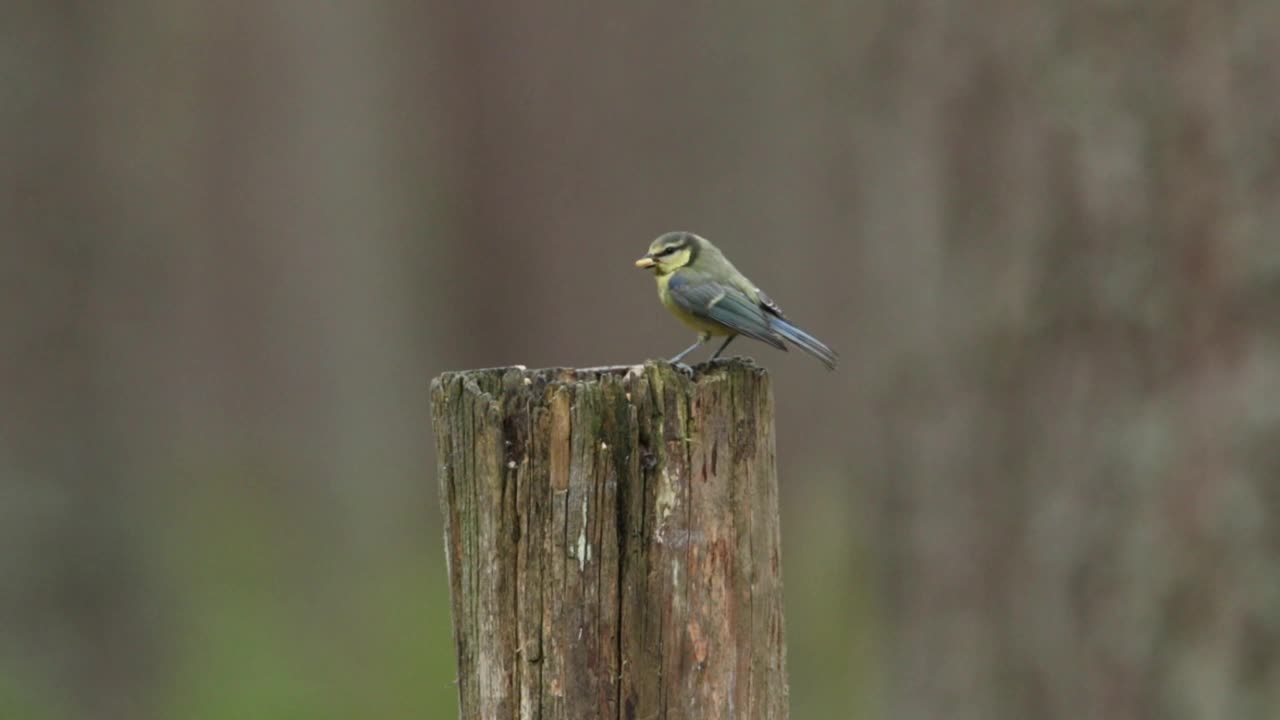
[431,358,770,399]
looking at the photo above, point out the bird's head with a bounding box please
[635,231,702,275]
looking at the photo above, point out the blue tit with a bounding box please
[635,231,837,369]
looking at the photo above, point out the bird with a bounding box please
[635,231,837,370]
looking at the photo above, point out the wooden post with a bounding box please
[432,359,790,720]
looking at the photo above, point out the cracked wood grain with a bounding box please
[432,359,789,720]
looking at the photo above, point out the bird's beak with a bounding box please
[634,256,656,269]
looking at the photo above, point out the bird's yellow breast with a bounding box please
[655,273,733,336]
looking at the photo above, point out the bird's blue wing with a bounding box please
[666,272,787,350]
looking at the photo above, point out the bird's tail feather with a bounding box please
[771,318,838,370]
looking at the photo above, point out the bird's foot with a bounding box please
[670,361,695,378]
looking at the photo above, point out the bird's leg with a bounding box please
[669,334,705,364]
[709,335,736,360]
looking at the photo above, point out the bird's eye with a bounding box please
[658,246,677,257]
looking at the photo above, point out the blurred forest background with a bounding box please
[4,2,1280,719]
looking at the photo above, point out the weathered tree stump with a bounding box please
[432,359,789,719]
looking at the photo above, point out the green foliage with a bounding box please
[784,480,878,720]
[156,473,457,719]
[0,665,66,720]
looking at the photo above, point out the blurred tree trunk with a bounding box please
[859,2,1280,719]
[2,2,451,718]
[0,6,158,718]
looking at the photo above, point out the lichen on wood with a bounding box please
[432,358,789,720]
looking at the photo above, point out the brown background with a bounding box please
[4,2,1279,718]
